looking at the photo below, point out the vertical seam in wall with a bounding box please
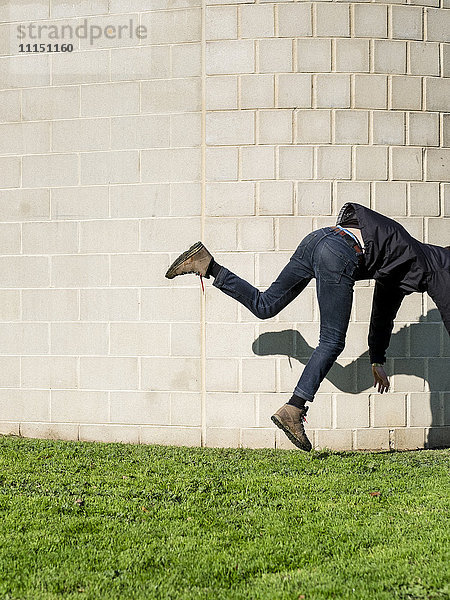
[201,0,207,447]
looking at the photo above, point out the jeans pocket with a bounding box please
[317,239,354,283]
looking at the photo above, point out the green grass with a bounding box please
[0,436,448,600]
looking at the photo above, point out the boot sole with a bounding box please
[165,241,205,279]
[271,415,312,452]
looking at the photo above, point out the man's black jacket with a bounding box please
[337,203,450,363]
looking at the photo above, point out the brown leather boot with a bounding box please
[271,404,312,452]
[165,241,213,280]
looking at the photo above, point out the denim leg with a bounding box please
[294,236,358,401]
[212,252,314,320]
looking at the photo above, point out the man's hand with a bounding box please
[372,365,390,393]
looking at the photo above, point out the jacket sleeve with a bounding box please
[368,281,405,364]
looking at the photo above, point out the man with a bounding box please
[165,203,450,451]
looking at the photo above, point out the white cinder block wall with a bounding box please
[0,0,448,450]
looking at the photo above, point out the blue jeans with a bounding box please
[212,227,362,401]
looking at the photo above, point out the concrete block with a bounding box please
[316,74,350,109]
[51,255,108,288]
[206,358,239,392]
[205,282,239,323]
[356,146,388,180]
[426,7,450,42]
[207,323,256,357]
[171,322,201,357]
[409,183,439,216]
[140,218,201,252]
[206,182,255,216]
[426,149,450,182]
[21,355,76,389]
[52,118,109,153]
[110,391,170,425]
[391,360,425,393]
[277,74,311,108]
[354,4,387,38]
[372,111,405,145]
[409,42,439,76]
[277,3,312,37]
[204,217,238,250]
[258,394,285,427]
[81,82,139,116]
[81,150,139,185]
[297,39,331,73]
[259,38,292,73]
[110,253,169,288]
[259,181,293,215]
[409,393,441,427]
[142,148,201,183]
[394,427,424,450]
[316,3,349,37]
[141,78,200,113]
[22,86,79,120]
[259,110,292,144]
[444,114,450,148]
[354,75,387,109]
[240,4,274,38]
[51,323,108,356]
[238,217,274,251]
[277,285,314,322]
[296,110,331,144]
[111,115,170,150]
[0,54,50,89]
[141,287,200,323]
[0,224,19,255]
[110,323,170,357]
[170,113,202,148]
[206,76,238,110]
[336,394,369,428]
[80,357,138,390]
[317,146,351,179]
[22,221,78,255]
[335,110,368,144]
[304,395,332,428]
[52,186,109,220]
[355,428,389,450]
[20,423,79,442]
[206,147,238,182]
[23,289,78,322]
[408,112,438,146]
[141,357,200,392]
[206,393,256,427]
[315,429,352,451]
[241,74,274,109]
[427,359,450,394]
[141,426,201,447]
[51,390,108,424]
[297,181,332,214]
[22,154,77,188]
[206,5,237,40]
[206,40,254,75]
[141,8,201,44]
[0,257,49,288]
[52,50,109,86]
[279,146,313,179]
[241,428,275,449]
[426,427,450,449]
[335,39,369,73]
[391,147,422,181]
[170,393,202,427]
[80,425,139,444]
[335,182,370,210]
[0,356,20,387]
[0,90,20,123]
[110,184,169,219]
[425,78,450,112]
[110,46,169,82]
[391,6,423,40]
[205,428,240,448]
[80,219,139,253]
[0,390,49,422]
[0,422,20,436]
[374,182,407,216]
[242,358,276,392]
[241,146,275,181]
[1,0,48,22]
[443,44,450,78]
[371,394,406,427]
[206,111,254,145]
[80,289,138,322]
[374,40,406,74]
[391,76,422,110]
[172,43,202,78]
[0,122,49,155]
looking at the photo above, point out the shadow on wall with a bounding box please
[253,309,449,448]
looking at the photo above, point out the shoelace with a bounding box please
[199,274,204,294]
